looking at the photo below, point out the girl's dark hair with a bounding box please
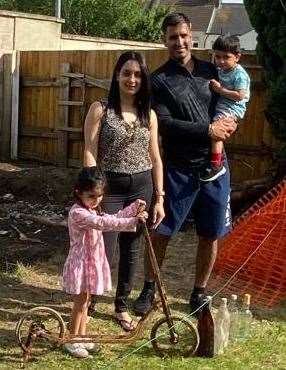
[161,12,191,34]
[212,35,241,55]
[74,166,105,195]
[107,51,151,127]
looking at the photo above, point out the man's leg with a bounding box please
[195,236,217,288]
[133,166,200,316]
[189,236,218,312]
[190,159,231,312]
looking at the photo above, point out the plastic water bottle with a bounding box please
[237,293,253,341]
[214,297,230,354]
[229,294,239,342]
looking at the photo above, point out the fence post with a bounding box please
[11,51,20,160]
[57,63,70,166]
[0,53,12,160]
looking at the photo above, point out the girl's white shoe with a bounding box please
[81,342,101,353]
[63,343,89,358]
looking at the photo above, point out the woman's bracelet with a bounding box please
[155,190,165,197]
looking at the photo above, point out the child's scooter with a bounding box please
[15,223,200,366]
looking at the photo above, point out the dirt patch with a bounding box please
[0,161,78,268]
[0,161,78,204]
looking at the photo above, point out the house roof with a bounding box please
[209,4,254,35]
[180,5,215,31]
[159,2,254,36]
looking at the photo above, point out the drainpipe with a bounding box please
[55,0,61,18]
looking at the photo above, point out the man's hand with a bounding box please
[210,79,223,94]
[209,116,237,141]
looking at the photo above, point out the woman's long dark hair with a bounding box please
[107,51,151,127]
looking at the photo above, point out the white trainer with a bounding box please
[81,342,101,353]
[63,343,89,358]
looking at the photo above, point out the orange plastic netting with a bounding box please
[208,179,286,307]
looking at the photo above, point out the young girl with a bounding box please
[63,166,148,358]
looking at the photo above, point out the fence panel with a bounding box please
[18,49,276,183]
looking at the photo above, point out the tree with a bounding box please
[245,1,286,142]
[0,0,172,43]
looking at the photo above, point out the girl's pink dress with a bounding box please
[63,200,140,295]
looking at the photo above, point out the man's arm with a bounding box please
[154,95,209,139]
[153,88,236,141]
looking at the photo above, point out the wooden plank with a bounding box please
[62,72,85,78]
[20,152,55,164]
[0,53,12,160]
[225,143,272,155]
[10,51,20,160]
[59,127,83,132]
[68,158,81,168]
[20,127,58,138]
[22,78,63,87]
[84,75,110,90]
[57,63,70,166]
[58,100,84,106]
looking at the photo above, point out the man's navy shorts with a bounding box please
[157,162,232,239]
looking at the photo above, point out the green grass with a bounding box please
[1,261,286,370]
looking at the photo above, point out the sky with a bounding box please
[222,0,244,3]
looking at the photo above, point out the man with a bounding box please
[133,13,236,315]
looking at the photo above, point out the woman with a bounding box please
[83,51,164,331]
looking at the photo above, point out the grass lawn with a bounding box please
[1,231,286,370]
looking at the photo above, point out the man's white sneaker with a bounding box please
[63,343,89,358]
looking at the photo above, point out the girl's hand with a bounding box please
[136,199,146,213]
[136,210,149,223]
[152,201,165,229]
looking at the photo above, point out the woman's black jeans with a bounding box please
[103,170,153,313]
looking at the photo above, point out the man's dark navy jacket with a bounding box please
[152,56,218,170]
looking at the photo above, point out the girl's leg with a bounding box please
[70,292,89,335]
[78,292,90,336]
[64,292,90,358]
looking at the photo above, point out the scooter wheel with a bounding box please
[150,315,199,357]
[15,306,66,353]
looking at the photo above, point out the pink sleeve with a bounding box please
[71,208,137,232]
[115,200,144,218]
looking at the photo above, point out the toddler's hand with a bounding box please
[210,79,222,93]
[136,210,148,224]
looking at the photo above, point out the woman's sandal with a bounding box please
[115,317,137,332]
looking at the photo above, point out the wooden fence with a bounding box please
[13,49,278,183]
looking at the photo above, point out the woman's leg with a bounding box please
[115,171,153,314]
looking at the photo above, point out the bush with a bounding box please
[245,0,286,141]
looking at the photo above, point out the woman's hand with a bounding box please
[152,200,165,229]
